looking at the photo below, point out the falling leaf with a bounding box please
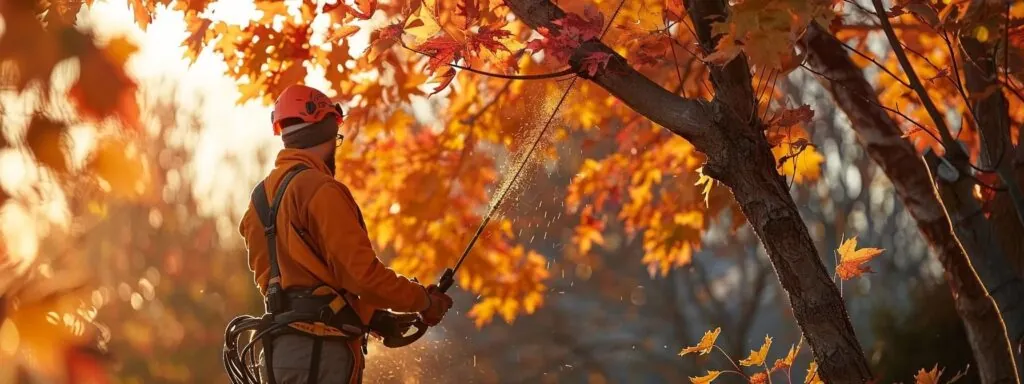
[695,168,714,207]
[679,327,721,356]
[915,364,943,384]
[740,335,772,366]
[25,114,69,174]
[836,236,884,280]
[690,371,722,384]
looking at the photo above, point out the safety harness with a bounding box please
[223,164,367,384]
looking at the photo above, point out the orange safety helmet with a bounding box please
[271,84,344,136]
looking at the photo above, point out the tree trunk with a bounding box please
[802,22,1021,382]
[505,0,874,381]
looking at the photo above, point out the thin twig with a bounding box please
[401,43,574,80]
[799,63,941,145]
[870,0,957,148]
[833,37,911,89]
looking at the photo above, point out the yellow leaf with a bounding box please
[689,370,722,384]
[739,335,772,366]
[835,236,884,280]
[805,361,823,384]
[679,327,720,356]
[773,340,801,371]
[695,168,714,207]
[915,364,942,384]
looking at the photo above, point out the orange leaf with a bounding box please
[772,340,801,371]
[835,236,884,280]
[430,67,457,95]
[739,335,772,366]
[328,25,361,44]
[690,371,722,384]
[749,372,769,384]
[679,327,721,356]
[68,33,140,129]
[915,364,943,384]
[805,361,823,384]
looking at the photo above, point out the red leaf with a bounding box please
[431,67,457,95]
[580,51,611,76]
[418,35,463,72]
[526,6,604,64]
[468,23,512,54]
[68,34,141,130]
[767,105,814,129]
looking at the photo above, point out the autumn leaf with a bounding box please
[805,361,823,384]
[739,335,772,366]
[679,327,721,356]
[25,114,69,174]
[365,23,405,62]
[749,372,769,384]
[328,25,361,44]
[468,23,512,54]
[526,5,604,64]
[67,32,141,129]
[915,364,943,384]
[768,105,814,130]
[835,236,884,280]
[772,340,801,371]
[430,67,457,95]
[689,371,722,384]
[579,52,611,77]
[418,35,463,72]
[695,168,714,207]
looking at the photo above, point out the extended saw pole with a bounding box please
[381,77,579,348]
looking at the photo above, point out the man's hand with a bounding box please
[419,284,453,326]
[369,310,419,338]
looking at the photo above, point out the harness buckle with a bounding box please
[265,285,286,314]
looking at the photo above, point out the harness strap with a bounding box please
[251,164,309,313]
[307,338,323,384]
[251,164,308,384]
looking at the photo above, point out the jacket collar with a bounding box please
[274,148,332,176]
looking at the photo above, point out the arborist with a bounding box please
[230,84,454,384]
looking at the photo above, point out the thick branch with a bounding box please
[503,0,712,147]
[803,22,1023,382]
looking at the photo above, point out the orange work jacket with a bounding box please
[238,149,430,382]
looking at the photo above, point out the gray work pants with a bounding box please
[260,334,357,384]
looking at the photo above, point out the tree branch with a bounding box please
[503,0,712,147]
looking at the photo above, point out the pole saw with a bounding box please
[380,78,579,348]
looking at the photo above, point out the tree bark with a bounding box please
[505,0,873,381]
[961,32,1024,358]
[802,22,1021,382]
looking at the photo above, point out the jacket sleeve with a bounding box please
[306,182,431,313]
